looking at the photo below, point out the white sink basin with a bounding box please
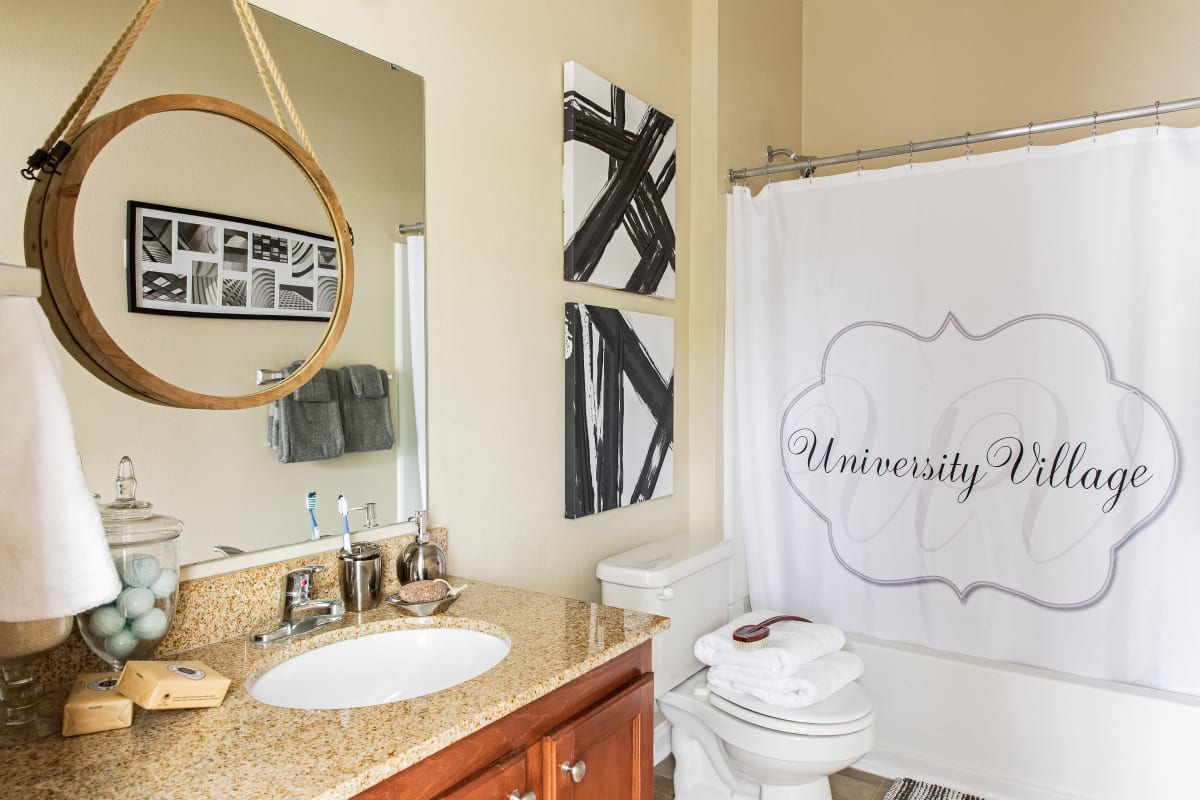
[246,627,510,709]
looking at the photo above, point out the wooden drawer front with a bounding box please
[438,749,534,800]
[540,673,653,800]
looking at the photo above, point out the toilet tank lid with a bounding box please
[596,535,733,588]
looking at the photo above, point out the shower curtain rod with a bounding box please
[727,96,1200,182]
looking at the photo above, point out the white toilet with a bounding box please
[597,536,875,800]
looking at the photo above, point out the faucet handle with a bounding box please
[283,565,326,600]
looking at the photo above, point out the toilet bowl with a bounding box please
[596,536,875,800]
[660,670,874,800]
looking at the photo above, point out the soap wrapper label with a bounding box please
[116,660,231,710]
[63,672,133,736]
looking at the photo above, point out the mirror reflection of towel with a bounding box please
[268,363,345,463]
[337,365,394,453]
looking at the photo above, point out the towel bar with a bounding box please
[258,367,393,386]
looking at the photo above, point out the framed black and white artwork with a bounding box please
[565,302,674,518]
[563,61,676,299]
[127,201,338,322]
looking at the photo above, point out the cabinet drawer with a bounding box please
[439,749,535,800]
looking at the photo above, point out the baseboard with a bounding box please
[653,713,671,765]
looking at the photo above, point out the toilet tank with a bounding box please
[596,536,732,698]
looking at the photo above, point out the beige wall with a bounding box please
[802,0,1200,171]
[255,0,701,600]
[26,0,1188,603]
[2,0,812,601]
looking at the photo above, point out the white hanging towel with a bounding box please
[707,650,865,708]
[693,609,845,678]
[0,295,120,621]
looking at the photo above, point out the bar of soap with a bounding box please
[63,672,133,736]
[398,579,449,603]
[116,660,231,710]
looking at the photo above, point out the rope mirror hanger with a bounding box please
[21,0,354,410]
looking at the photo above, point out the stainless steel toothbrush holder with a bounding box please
[337,541,382,612]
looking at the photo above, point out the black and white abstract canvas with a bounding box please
[563,62,676,298]
[127,201,336,322]
[565,302,674,518]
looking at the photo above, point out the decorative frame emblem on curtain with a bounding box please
[564,303,674,518]
[562,62,676,298]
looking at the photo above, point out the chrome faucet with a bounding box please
[250,565,345,644]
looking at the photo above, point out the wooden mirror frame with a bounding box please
[24,93,354,410]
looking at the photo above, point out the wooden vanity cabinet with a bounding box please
[540,673,653,800]
[355,641,653,800]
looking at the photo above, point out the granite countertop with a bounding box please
[2,579,669,800]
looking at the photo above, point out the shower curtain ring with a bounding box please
[807,156,815,182]
[856,149,862,176]
[1092,111,1099,143]
[964,132,972,160]
[1027,122,1033,153]
[1155,100,1161,135]
[908,141,914,170]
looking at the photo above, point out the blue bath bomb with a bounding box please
[105,629,137,659]
[120,554,162,588]
[116,587,156,618]
[149,568,177,599]
[130,607,168,641]
[88,605,126,638]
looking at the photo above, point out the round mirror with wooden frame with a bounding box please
[24,93,354,410]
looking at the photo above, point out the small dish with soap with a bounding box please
[386,578,468,617]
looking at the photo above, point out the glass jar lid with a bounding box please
[98,456,183,545]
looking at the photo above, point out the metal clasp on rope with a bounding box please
[21,0,318,181]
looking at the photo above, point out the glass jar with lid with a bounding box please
[77,457,183,670]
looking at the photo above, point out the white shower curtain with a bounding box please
[727,126,1200,694]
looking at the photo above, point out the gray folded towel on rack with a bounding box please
[268,363,345,463]
[336,364,394,453]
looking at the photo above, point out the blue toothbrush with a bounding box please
[306,492,319,540]
[338,494,351,553]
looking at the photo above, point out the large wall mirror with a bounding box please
[1,0,426,565]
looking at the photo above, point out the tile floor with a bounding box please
[653,757,895,800]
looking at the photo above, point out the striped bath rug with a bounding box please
[883,778,986,800]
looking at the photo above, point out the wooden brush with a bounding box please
[732,614,812,650]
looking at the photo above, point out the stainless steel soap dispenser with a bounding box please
[398,510,445,584]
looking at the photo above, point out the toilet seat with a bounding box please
[707,680,874,736]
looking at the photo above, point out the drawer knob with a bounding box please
[508,792,535,800]
[560,759,587,783]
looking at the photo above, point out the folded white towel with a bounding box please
[693,609,845,678]
[708,650,865,708]
[0,296,120,621]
